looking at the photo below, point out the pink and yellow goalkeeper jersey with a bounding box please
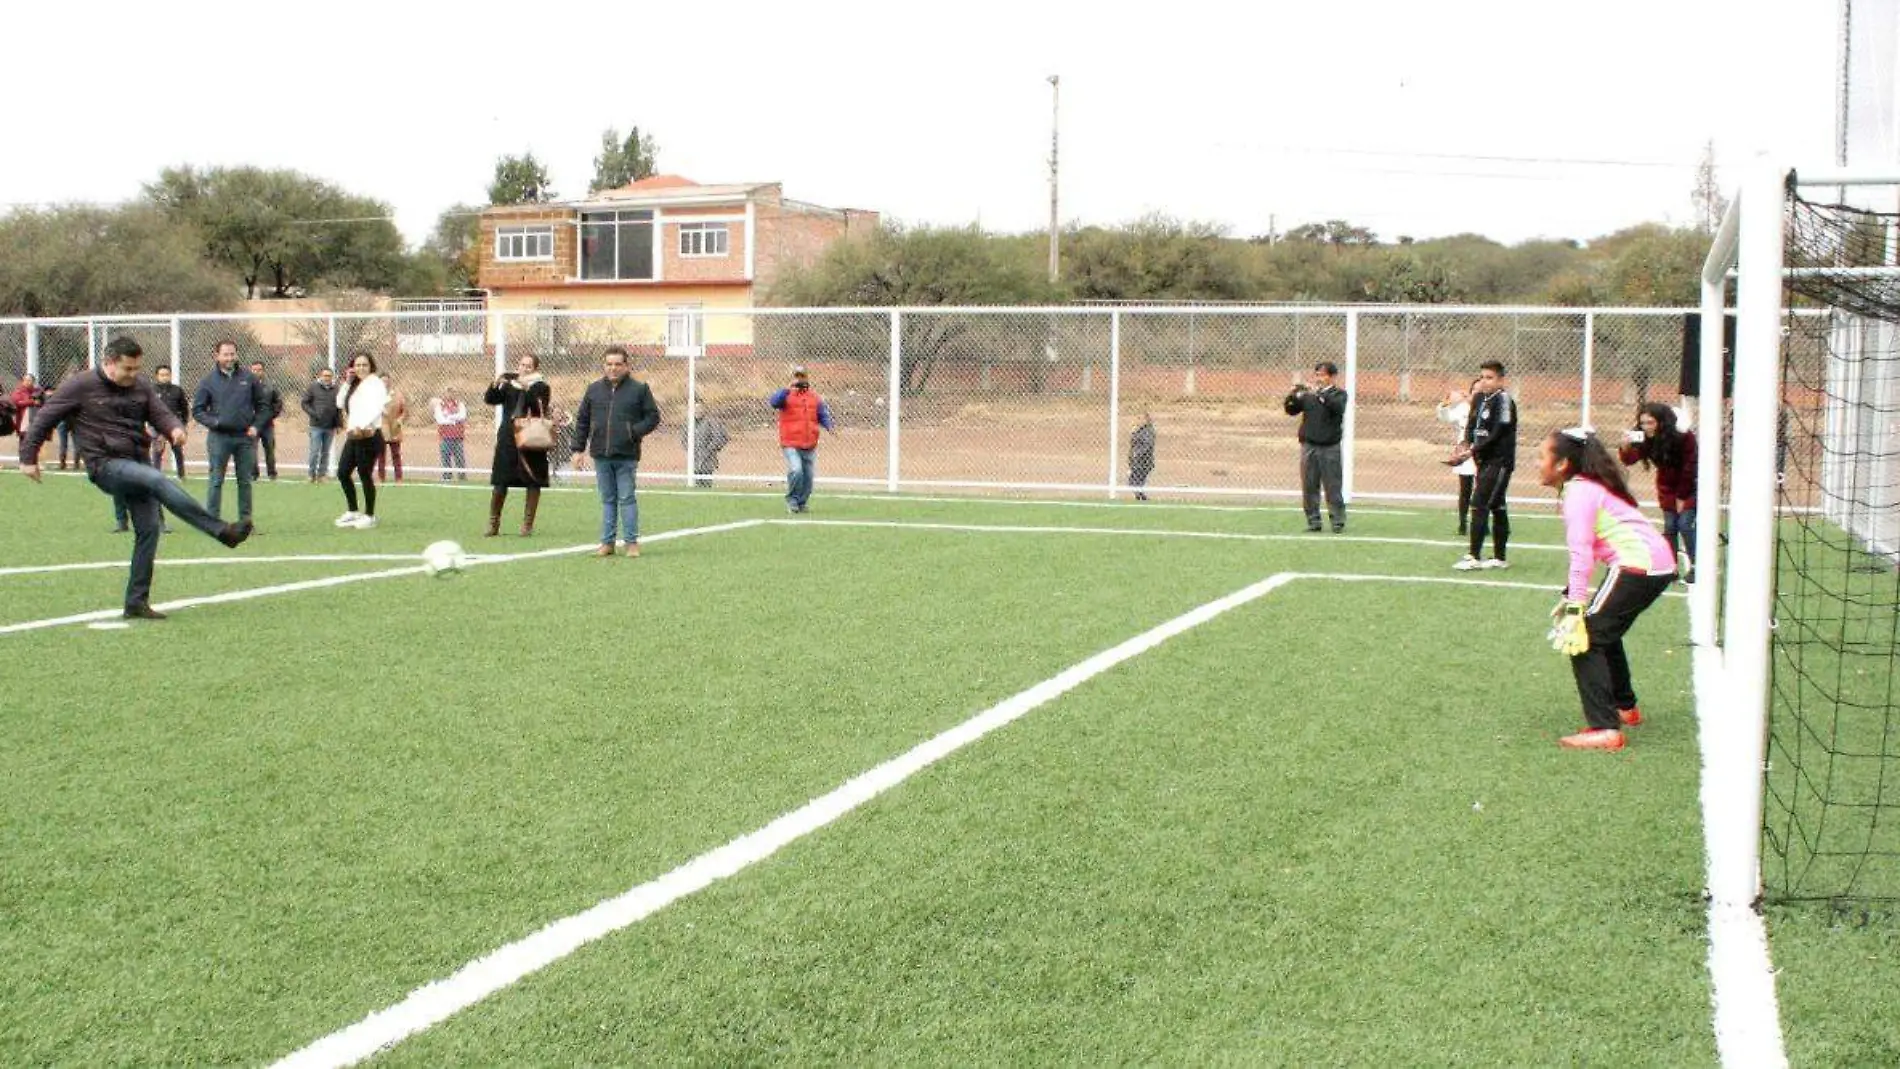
[1561,477,1675,602]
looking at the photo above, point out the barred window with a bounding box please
[495,226,554,262]
[679,223,729,258]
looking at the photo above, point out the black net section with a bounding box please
[1765,189,1900,904]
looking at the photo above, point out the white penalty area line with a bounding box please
[771,517,1571,556]
[271,568,1589,1069]
[0,554,430,578]
[0,520,767,637]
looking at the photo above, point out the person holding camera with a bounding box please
[1618,401,1698,580]
[483,353,552,537]
[1283,361,1349,532]
[769,365,833,514]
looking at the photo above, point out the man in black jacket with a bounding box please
[569,346,661,557]
[300,367,341,483]
[247,360,285,482]
[17,337,252,620]
[1284,361,1349,532]
[150,365,191,477]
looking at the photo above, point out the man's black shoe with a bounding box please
[110,525,128,533]
[123,604,168,621]
[217,520,255,548]
[1333,524,1346,534]
[1307,524,1322,533]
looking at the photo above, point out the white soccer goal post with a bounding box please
[1697,162,1900,914]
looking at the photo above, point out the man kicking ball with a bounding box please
[17,336,253,620]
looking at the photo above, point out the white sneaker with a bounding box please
[1481,558,1510,570]
[1677,550,1693,576]
[334,511,362,528]
[351,515,379,529]
[1453,555,1482,571]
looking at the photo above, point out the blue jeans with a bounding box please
[205,431,257,521]
[594,458,639,543]
[308,428,335,479]
[783,447,816,511]
[438,438,467,480]
[90,458,227,609]
[1666,508,1698,562]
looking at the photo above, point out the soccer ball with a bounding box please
[421,540,466,577]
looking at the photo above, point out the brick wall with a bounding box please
[476,207,573,289]
[753,192,880,297]
[660,215,749,283]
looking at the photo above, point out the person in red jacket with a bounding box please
[768,365,833,513]
[1617,401,1698,580]
[10,374,43,437]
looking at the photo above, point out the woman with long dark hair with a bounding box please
[1617,401,1698,578]
[1539,428,1678,751]
[483,353,552,536]
[333,353,389,530]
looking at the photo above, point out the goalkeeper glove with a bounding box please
[1548,601,1589,656]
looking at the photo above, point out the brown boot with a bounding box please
[520,487,541,536]
[485,488,506,537]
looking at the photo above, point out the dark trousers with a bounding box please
[338,433,382,515]
[1468,462,1512,559]
[1570,569,1677,730]
[152,438,186,479]
[204,431,256,522]
[1456,473,1474,533]
[250,425,277,480]
[1300,442,1345,528]
[90,458,227,609]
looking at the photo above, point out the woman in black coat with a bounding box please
[483,353,552,536]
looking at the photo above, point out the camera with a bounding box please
[793,381,809,390]
[1624,428,1644,444]
[502,372,519,381]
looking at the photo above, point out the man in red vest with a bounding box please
[768,365,833,513]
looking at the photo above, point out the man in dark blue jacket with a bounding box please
[569,346,661,557]
[191,339,268,524]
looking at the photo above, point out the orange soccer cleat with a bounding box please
[1618,706,1643,727]
[1559,728,1627,751]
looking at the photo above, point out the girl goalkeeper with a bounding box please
[1539,428,1678,751]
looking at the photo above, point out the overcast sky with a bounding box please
[3,0,1843,248]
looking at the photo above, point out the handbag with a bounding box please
[513,393,555,451]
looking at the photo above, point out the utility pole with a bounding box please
[1048,74,1060,284]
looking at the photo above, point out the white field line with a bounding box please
[269,569,1695,1067]
[395,477,1431,516]
[0,555,427,578]
[0,520,767,637]
[1693,646,1788,1069]
[771,517,1571,555]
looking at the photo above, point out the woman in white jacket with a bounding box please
[1436,378,1481,536]
[334,352,390,530]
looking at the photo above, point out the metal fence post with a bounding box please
[170,317,182,379]
[1107,310,1122,497]
[86,320,97,370]
[493,313,508,435]
[887,310,902,492]
[685,340,699,487]
[25,321,38,379]
[1581,311,1596,428]
[1343,311,1359,503]
[326,316,338,373]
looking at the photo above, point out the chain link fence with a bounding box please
[2,306,1704,505]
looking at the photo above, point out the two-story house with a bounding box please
[476,175,877,357]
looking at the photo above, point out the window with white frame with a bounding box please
[494,225,555,262]
[667,305,704,354]
[678,223,729,258]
